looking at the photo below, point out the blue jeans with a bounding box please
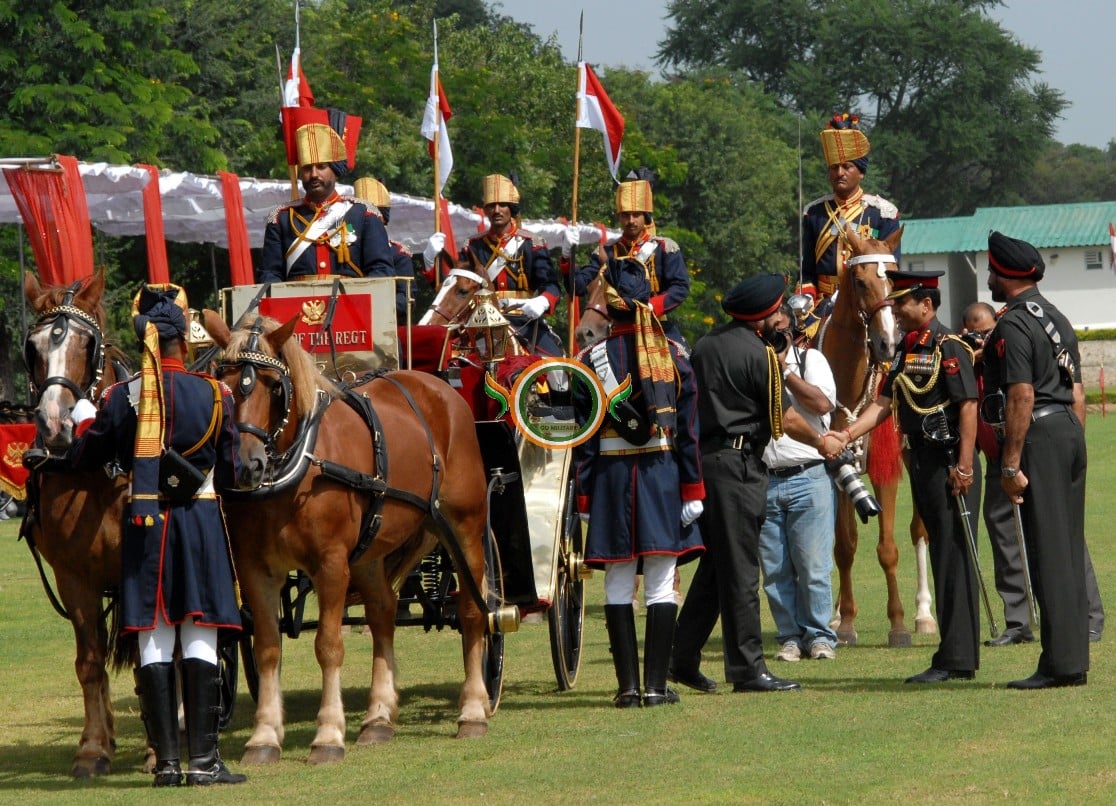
[759,463,837,649]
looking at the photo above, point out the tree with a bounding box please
[658,0,1067,217]
[1022,142,1116,205]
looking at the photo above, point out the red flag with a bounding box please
[577,62,625,181]
[1109,221,1115,269]
[2,156,94,285]
[138,164,169,283]
[421,66,453,194]
[218,171,254,286]
[283,47,314,109]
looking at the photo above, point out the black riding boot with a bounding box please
[643,603,681,706]
[136,662,182,787]
[604,604,641,708]
[182,658,246,786]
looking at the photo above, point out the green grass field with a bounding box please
[2,415,1116,803]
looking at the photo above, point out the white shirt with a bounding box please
[762,346,837,468]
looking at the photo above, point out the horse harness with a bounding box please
[219,333,492,615]
[23,282,106,405]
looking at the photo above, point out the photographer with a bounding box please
[823,270,980,684]
[759,302,840,662]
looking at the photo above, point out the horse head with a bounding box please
[574,264,611,350]
[418,267,490,326]
[839,224,903,363]
[205,310,328,490]
[23,271,111,451]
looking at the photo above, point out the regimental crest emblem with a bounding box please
[4,441,29,469]
[301,299,326,326]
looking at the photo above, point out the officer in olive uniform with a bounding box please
[669,274,828,694]
[573,260,704,708]
[981,230,1089,688]
[353,176,415,322]
[826,270,980,684]
[70,284,245,786]
[801,113,900,304]
[426,174,563,356]
[258,116,394,285]
[573,177,691,345]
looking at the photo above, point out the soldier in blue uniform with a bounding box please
[70,284,245,787]
[353,176,415,322]
[572,260,705,708]
[825,270,981,684]
[573,176,691,345]
[801,113,900,305]
[425,174,564,356]
[258,116,394,286]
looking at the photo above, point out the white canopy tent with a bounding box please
[0,159,617,253]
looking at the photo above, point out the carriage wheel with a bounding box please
[548,473,586,691]
[217,637,239,732]
[481,528,506,714]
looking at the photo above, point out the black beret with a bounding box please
[722,274,787,321]
[988,230,1045,281]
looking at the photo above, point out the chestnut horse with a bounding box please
[820,225,935,646]
[20,271,132,777]
[419,267,490,327]
[204,311,496,764]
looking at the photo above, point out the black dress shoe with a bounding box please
[1006,670,1087,689]
[904,667,975,684]
[613,689,642,708]
[984,631,1034,647]
[732,672,801,692]
[668,665,718,693]
[643,687,681,707]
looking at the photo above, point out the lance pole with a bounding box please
[568,12,585,355]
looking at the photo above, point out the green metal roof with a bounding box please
[902,202,1116,254]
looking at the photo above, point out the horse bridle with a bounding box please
[845,252,897,326]
[426,268,489,326]
[23,282,105,404]
[217,320,293,454]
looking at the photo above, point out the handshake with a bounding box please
[816,428,854,460]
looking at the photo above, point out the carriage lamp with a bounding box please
[463,290,512,363]
[186,308,214,365]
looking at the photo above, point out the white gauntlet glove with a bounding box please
[560,224,580,258]
[518,295,550,320]
[422,232,447,270]
[681,500,704,527]
[71,398,97,426]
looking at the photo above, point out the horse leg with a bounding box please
[874,479,911,647]
[832,496,860,646]
[307,556,350,765]
[354,559,399,746]
[58,574,114,777]
[241,575,285,765]
[911,511,937,633]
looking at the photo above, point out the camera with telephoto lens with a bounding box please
[764,328,791,354]
[824,449,883,524]
[960,331,985,351]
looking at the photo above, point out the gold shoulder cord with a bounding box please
[767,345,784,439]
[891,335,973,416]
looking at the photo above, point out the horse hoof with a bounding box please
[357,722,395,746]
[455,720,489,739]
[308,744,345,765]
[836,629,858,646]
[887,629,912,648]
[915,617,938,635]
[241,745,281,766]
[71,755,110,778]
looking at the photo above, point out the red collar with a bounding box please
[161,357,186,371]
[303,191,341,211]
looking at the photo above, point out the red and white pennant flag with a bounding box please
[1109,221,1115,270]
[421,64,453,195]
[576,62,625,181]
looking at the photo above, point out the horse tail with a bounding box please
[107,598,139,672]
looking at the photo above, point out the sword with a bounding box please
[954,485,1000,641]
[1011,501,1041,633]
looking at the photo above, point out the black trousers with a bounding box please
[1021,410,1089,676]
[672,448,768,683]
[908,443,980,672]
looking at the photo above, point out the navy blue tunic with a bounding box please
[71,359,242,633]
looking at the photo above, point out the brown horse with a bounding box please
[204,310,497,764]
[21,271,133,777]
[418,267,490,327]
[820,225,935,646]
[573,263,611,350]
